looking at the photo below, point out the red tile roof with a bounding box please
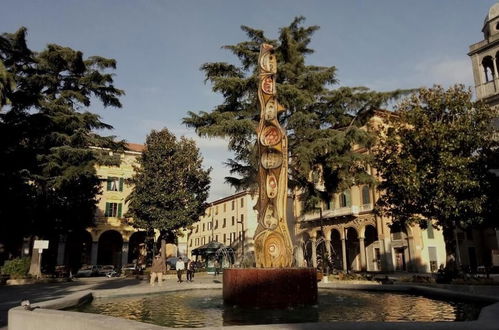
[126,143,145,152]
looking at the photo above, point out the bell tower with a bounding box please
[469,3,499,108]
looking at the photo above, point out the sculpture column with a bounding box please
[90,241,98,265]
[311,237,317,268]
[341,238,348,271]
[359,236,367,271]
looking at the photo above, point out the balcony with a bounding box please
[476,80,497,99]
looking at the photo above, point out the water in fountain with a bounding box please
[215,246,235,269]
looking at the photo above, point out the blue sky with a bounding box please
[1,0,496,200]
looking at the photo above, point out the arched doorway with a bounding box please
[98,230,123,267]
[128,231,146,264]
[364,225,379,271]
[331,229,343,271]
[390,222,409,271]
[346,227,360,271]
[65,230,92,272]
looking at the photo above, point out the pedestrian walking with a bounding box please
[150,254,166,286]
[186,259,194,282]
[176,257,185,283]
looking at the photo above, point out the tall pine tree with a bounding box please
[183,17,405,211]
[0,27,124,258]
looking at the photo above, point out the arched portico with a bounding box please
[98,230,123,267]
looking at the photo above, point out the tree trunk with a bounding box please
[442,226,458,273]
[28,238,42,278]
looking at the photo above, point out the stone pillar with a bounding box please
[359,237,366,271]
[56,235,66,265]
[341,238,348,271]
[90,241,98,265]
[325,239,331,260]
[406,236,415,272]
[311,237,317,268]
[121,241,129,266]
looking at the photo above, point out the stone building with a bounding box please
[187,191,259,265]
[293,112,447,273]
[56,143,147,271]
[467,2,499,270]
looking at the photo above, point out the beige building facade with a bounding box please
[293,113,447,274]
[468,2,499,270]
[187,191,258,264]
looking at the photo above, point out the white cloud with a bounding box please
[414,58,474,87]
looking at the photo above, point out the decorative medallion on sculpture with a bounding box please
[253,44,294,268]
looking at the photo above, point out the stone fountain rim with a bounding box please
[8,282,499,330]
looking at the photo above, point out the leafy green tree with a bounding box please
[0,27,124,257]
[183,17,404,212]
[126,128,211,257]
[374,85,498,266]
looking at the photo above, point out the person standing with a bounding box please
[186,259,194,282]
[176,257,185,283]
[150,254,166,286]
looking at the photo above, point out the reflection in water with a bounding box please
[74,289,485,328]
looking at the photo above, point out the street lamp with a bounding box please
[237,217,245,264]
[314,206,329,277]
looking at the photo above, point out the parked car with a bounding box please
[76,265,99,277]
[122,263,138,276]
[98,265,115,276]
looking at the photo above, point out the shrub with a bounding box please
[1,257,31,279]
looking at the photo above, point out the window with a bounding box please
[189,239,192,247]
[202,223,205,232]
[196,225,199,233]
[208,222,212,230]
[339,190,351,208]
[195,238,199,245]
[107,177,124,192]
[215,206,219,215]
[232,216,235,226]
[215,234,218,242]
[105,202,122,217]
[427,221,434,239]
[466,228,473,241]
[240,198,244,207]
[325,198,332,210]
[239,231,243,241]
[223,203,226,212]
[215,220,218,229]
[223,233,226,243]
[361,186,371,205]
[232,200,235,210]
[223,218,226,228]
[240,214,244,223]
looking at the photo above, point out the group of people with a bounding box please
[150,254,196,286]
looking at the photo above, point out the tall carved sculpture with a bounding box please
[254,44,293,267]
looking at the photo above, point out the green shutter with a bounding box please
[119,177,124,192]
[118,203,122,217]
[106,177,112,191]
[105,202,110,217]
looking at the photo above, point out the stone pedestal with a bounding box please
[223,268,317,307]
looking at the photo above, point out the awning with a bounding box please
[191,241,234,256]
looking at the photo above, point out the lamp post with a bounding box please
[237,217,245,264]
[315,206,329,277]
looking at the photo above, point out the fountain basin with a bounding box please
[223,268,317,307]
